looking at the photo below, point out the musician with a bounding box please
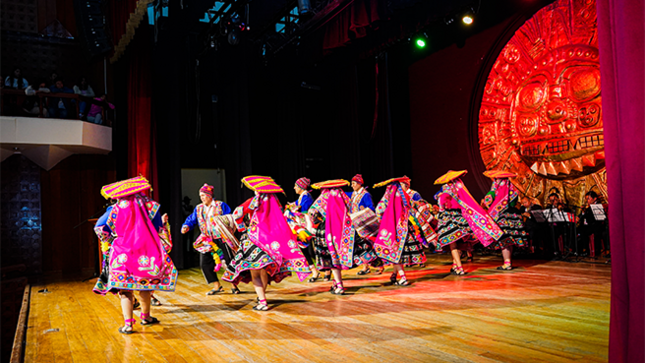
[520,197,547,257]
[547,193,573,213]
[545,192,574,257]
[578,191,609,258]
[347,174,382,275]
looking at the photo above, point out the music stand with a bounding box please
[530,210,546,223]
[541,208,560,259]
[589,204,610,261]
[590,204,607,221]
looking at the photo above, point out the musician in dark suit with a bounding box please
[520,197,547,257]
[545,192,575,257]
[577,191,609,258]
[547,193,573,213]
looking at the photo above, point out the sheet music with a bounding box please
[530,210,546,223]
[590,204,607,221]
[544,208,567,223]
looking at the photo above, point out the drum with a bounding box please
[349,208,380,239]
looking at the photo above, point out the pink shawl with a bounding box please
[485,179,517,221]
[309,188,356,269]
[108,194,173,285]
[374,183,410,263]
[442,179,503,247]
[248,194,310,280]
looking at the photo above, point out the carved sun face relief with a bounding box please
[478,0,607,206]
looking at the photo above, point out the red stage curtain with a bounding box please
[108,0,138,48]
[597,0,645,362]
[126,27,158,200]
[322,0,383,52]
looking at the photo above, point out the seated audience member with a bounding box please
[578,191,609,258]
[73,76,96,118]
[86,94,115,125]
[50,72,59,85]
[4,67,29,89]
[48,80,74,118]
[23,80,50,117]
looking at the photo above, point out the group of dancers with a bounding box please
[92,170,528,334]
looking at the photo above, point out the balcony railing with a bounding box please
[0,89,113,126]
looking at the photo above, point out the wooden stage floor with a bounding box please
[25,254,610,362]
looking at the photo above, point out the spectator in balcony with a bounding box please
[87,93,115,125]
[48,80,74,119]
[73,76,96,119]
[50,72,59,85]
[4,67,29,89]
[23,80,50,117]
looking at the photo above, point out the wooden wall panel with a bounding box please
[40,154,116,275]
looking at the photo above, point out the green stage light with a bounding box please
[416,38,426,48]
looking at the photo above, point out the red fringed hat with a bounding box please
[483,170,517,179]
[101,176,151,199]
[241,175,284,194]
[311,179,350,189]
[434,170,468,185]
[373,176,410,188]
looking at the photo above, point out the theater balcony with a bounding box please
[0,116,111,170]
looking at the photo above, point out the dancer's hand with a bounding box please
[181,225,189,234]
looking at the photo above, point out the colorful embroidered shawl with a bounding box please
[309,188,356,269]
[209,214,240,252]
[374,183,410,263]
[106,194,177,291]
[284,209,313,247]
[412,200,438,246]
[350,188,367,213]
[192,202,226,270]
[441,179,503,247]
[483,178,518,221]
[193,200,222,253]
[248,194,310,280]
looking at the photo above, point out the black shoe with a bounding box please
[356,268,370,275]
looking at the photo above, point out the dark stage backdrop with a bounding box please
[409,17,522,202]
[178,46,413,208]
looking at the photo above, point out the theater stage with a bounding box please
[24,254,609,362]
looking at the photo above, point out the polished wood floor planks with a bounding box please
[24,255,610,362]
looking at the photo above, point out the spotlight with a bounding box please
[461,7,475,25]
[228,28,240,45]
[413,33,428,49]
[297,0,313,19]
